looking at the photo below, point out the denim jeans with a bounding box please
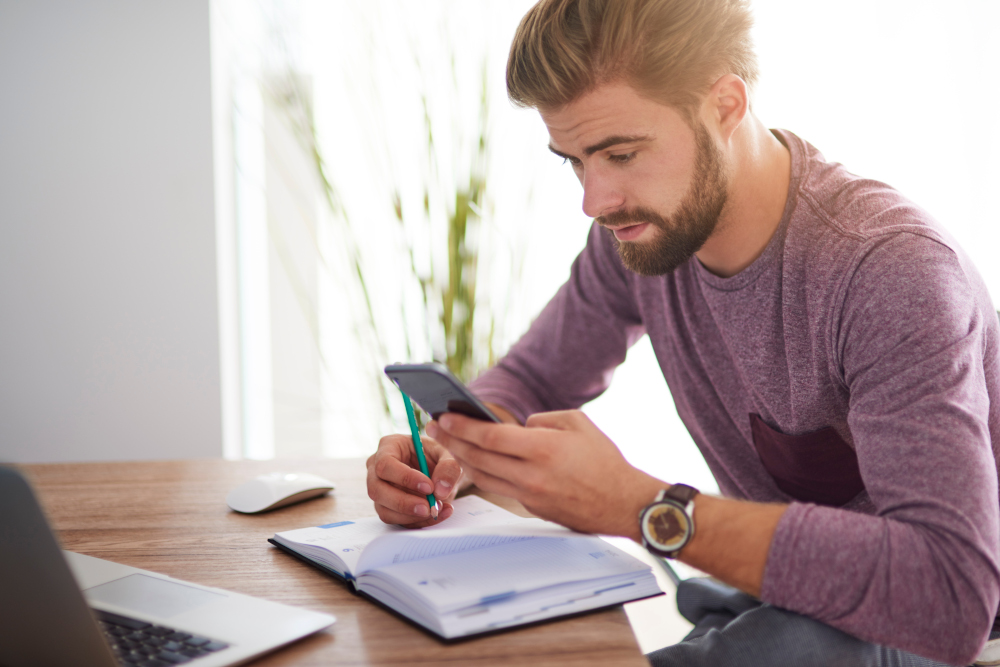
[647,577,993,667]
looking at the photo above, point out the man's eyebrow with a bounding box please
[583,134,651,156]
[547,134,652,160]
[547,144,574,160]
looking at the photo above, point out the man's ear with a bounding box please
[705,73,750,142]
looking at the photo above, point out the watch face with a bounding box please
[642,503,691,551]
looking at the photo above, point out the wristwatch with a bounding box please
[639,484,699,559]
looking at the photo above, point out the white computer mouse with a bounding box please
[226,472,335,514]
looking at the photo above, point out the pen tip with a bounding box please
[430,501,440,520]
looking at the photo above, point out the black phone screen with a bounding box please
[384,363,501,423]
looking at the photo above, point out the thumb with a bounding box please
[425,439,463,497]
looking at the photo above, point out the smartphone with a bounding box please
[384,362,502,423]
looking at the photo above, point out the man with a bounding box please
[366,0,1000,664]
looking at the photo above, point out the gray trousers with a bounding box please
[647,578,990,667]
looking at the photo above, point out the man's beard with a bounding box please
[597,124,728,277]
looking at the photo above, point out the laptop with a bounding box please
[0,465,335,667]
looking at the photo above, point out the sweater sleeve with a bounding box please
[760,232,1000,665]
[469,222,645,423]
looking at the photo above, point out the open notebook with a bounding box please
[268,496,661,640]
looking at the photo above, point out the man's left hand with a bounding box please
[427,409,664,539]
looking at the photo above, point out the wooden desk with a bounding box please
[18,459,649,666]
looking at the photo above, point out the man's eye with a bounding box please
[562,157,582,168]
[609,152,636,164]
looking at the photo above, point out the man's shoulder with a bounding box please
[781,130,957,268]
[778,131,995,337]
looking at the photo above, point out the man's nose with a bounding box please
[581,170,624,219]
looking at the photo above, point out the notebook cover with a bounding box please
[267,537,663,643]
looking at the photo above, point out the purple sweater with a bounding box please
[470,130,1000,664]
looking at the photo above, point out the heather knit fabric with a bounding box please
[469,130,1000,665]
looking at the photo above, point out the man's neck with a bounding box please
[695,117,791,278]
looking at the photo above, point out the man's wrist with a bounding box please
[625,476,673,543]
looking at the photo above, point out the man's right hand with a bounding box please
[366,433,464,528]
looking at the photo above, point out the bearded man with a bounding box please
[366,1,1000,664]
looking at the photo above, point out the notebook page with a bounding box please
[355,497,538,572]
[360,534,651,613]
[274,516,403,575]
[427,495,524,529]
[274,495,524,576]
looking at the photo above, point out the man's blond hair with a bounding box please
[507,0,758,117]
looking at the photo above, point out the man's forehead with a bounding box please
[539,86,641,136]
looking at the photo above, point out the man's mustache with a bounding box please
[597,206,668,231]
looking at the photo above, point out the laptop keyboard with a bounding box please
[96,609,230,666]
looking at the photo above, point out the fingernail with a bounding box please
[414,503,429,517]
[426,422,439,438]
[417,482,433,494]
[439,414,452,430]
[438,479,452,489]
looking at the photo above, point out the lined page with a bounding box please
[275,495,524,576]
[355,499,541,572]
[359,534,651,613]
[426,495,524,529]
[362,533,536,572]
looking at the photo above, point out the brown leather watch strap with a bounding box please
[664,483,698,504]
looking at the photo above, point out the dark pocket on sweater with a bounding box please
[749,413,865,506]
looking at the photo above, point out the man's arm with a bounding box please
[676,495,786,597]
[755,234,1000,663]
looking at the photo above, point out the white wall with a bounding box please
[0,1,222,463]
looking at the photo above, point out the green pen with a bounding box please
[401,391,439,520]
